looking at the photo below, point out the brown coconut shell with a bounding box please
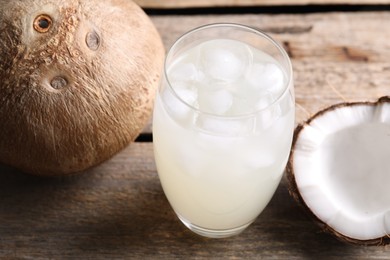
[0,0,164,176]
[286,96,390,246]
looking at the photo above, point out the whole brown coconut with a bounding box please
[0,0,164,175]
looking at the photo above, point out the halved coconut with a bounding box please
[287,96,390,245]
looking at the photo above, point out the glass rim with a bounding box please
[164,22,293,119]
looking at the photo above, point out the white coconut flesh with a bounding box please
[291,100,390,241]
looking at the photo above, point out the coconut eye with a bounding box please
[33,14,52,33]
[50,76,68,90]
[86,30,100,51]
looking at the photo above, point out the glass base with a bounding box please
[177,213,253,238]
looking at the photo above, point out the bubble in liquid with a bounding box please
[200,39,253,83]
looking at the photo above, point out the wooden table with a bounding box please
[1,2,390,259]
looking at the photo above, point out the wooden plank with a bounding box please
[135,0,390,9]
[142,11,390,134]
[0,143,389,259]
[1,11,390,259]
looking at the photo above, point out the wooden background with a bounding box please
[1,1,390,259]
[135,0,390,8]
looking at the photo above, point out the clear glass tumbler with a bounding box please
[153,23,295,238]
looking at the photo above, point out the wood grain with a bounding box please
[135,0,390,9]
[1,143,390,259]
[142,12,390,133]
[1,10,390,259]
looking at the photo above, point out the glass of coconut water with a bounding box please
[153,23,295,238]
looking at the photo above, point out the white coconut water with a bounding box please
[153,39,294,232]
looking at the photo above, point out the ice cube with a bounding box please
[278,91,294,115]
[229,95,253,115]
[200,39,252,83]
[246,63,266,87]
[169,63,204,82]
[162,85,197,119]
[198,116,237,134]
[198,89,233,115]
[196,115,255,136]
[255,104,282,130]
[246,62,285,95]
[175,83,198,106]
[256,91,276,110]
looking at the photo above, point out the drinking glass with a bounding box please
[153,23,294,238]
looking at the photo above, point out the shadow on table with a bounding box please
[0,164,357,258]
[248,179,357,258]
[0,162,192,256]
